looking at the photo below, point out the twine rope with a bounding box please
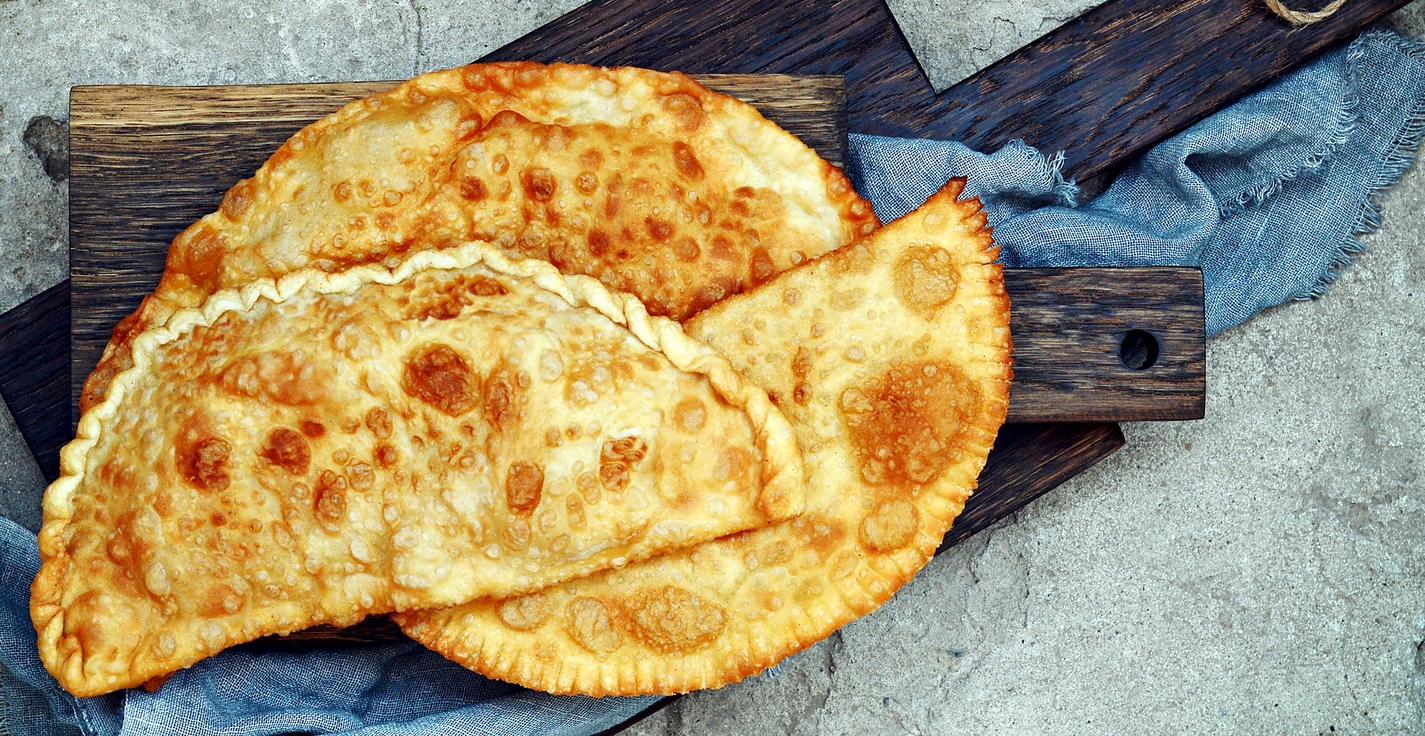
[1263,0,1348,25]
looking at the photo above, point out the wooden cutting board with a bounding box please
[0,0,1401,708]
[63,79,1206,431]
[1,0,1403,570]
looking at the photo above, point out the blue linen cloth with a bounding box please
[2,25,1423,736]
[0,521,659,736]
[853,28,1425,335]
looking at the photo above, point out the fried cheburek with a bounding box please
[81,62,879,415]
[396,179,1012,695]
[33,243,805,697]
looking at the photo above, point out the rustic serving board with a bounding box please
[64,80,1205,430]
[11,67,1205,482]
[62,74,846,429]
[0,0,1396,716]
[486,0,1411,178]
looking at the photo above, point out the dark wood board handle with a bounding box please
[0,266,1192,482]
[1006,267,1205,423]
[929,0,1414,179]
[486,0,1411,179]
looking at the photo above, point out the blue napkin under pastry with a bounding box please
[2,26,1423,736]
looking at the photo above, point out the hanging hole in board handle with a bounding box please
[1119,329,1160,370]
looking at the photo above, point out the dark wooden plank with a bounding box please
[929,0,1413,178]
[67,75,846,165]
[480,0,938,138]
[1006,268,1205,423]
[479,0,1408,179]
[66,75,846,427]
[241,616,409,650]
[0,280,69,483]
[941,422,1124,548]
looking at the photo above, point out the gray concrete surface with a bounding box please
[0,0,1421,733]
[628,168,1425,734]
[884,0,1100,91]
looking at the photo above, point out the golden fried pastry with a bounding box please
[33,243,804,697]
[396,178,1012,695]
[81,62,879,414]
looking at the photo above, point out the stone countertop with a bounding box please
[1,0,1421,732]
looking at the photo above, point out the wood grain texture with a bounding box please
[66,74,846,428]
[0,280,69,482]
[940,422,1124,549]
[479,0,939,137]
[68,75,846,163]
[1006,268,1205,423]
[490,0,1408,178]
[241,616,410,650]
[929,0,1413,178]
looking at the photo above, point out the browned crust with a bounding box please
[80,62,879,415]
[396,178,1013,696]
[35,243,806,697]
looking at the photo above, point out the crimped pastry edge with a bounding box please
[80,61,880,415]
[397,179,1013,697]
[33,239,804,696]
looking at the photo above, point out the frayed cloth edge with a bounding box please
[1011,141,1081,208]
[1216,40,1363,219]
[1297,28,1425,300]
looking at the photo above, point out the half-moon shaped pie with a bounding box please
[81,62,879,415]
[33,243,803,697]
[395,178,1012,695]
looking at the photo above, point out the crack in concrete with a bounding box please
[785,634,843,735]
[826,629,843,681]
[660,696,684,736]
[1016,550,1030,629]
[971,17,1017,53]
[1306,512,1373,613]
[1294,405,1421,542]
[1413,637,1425,726]
[1166,571,1251,632]
[875,695,927,736]
[406,0,426,75]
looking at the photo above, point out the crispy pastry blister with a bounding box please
[43,60,1010,700]
[81,62,878,414]
[33,243,803,697]
[396,179,1012,696]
